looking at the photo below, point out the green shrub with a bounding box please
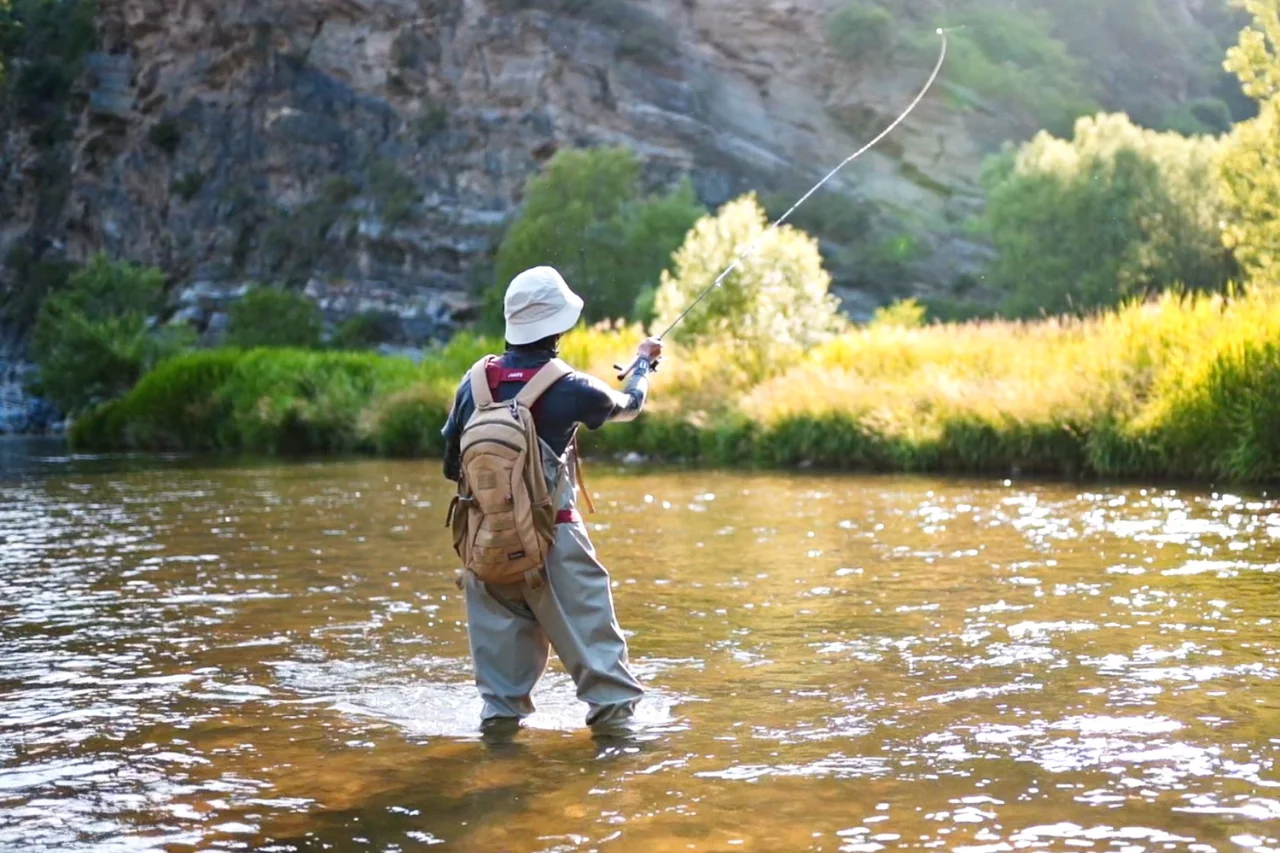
[870,298,926,329]
[148,118,182,155]
[414,100,448,142]
[761,189,872,246]
[68,396,127,451]
[1,242,73,330]
[330,311,399,350]
[35,311,185,417]
[368,158,420,226]
[227,286,323,349]
[493,146,704,326]
[0,0,97,125]
[980,113,1236,317]
[1164,97,1235,135]
[827,2,894,63]
[30,255,179,415]
[653,192,843,380]
[215,349,420,454]
[837,230,922,291]
[363,383,453,457]
[418,331,501,384]
[942,7,1097,133]
[172,172,205,201]
[69,349,240,451]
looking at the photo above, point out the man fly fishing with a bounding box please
[442,266,662,732]
[443,28,948,734]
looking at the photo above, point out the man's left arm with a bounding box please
[441,379,469,481]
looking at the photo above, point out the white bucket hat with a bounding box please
[503,266,584,345]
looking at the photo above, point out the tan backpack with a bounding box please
[447,357,589,587]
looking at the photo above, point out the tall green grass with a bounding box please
[73,288,1280,483]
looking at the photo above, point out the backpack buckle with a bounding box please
[446,494,474,527]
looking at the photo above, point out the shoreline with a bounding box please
[64,289,1280,487]
[47,427,1278,495]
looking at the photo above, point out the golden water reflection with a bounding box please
[2,450,1279,851]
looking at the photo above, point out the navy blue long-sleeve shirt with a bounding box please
[442,348,650,482]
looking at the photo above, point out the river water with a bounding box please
[1,438,1279,852]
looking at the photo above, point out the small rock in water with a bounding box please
[621,452,647,466]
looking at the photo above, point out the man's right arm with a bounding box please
[576,338,662,429]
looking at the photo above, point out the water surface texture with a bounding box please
[2,443,1279,852]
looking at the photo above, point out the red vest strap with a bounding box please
[484,360,542,395]
[482,357,549,417]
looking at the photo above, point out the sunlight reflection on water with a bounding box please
[1,448,1279,851]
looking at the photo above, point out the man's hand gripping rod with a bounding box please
[615,27,952,382]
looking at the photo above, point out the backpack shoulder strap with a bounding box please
[468,357,496,408]
[514,358,572,408]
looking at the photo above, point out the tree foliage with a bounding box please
[0,0,97,121]
[226,286,324,350]
[653,193,842,377]
[942,5,1098,135]
[31,255,186,415]
[826,3,895,63]
[1220,0,1280,281]
[493,147,704,326]
[981,113,1236,317]
[826,0,1251,135]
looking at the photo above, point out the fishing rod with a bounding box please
[615,27,954,382]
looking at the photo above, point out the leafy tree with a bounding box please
[980,113,1236,317]
[1,242,73,331]
[330,311,400,350]
[0,0,97,121]
[1223,0,1280,102]
[942,5,1098,134]
[827,3,895,63]
[226,286,324,349]
[1220,0,1280,280]
[653,193,842,377]
[31,255,184,415]
[492,146,704,326]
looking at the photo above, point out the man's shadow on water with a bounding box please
[250,722,676,852]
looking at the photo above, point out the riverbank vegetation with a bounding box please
[30,0,1280,482]
[979,113,1237,317]
[71,287,1280,482]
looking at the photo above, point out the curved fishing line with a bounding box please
[655,28,953,343]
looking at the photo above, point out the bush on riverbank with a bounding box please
[980,113,1236,318]
[30,255,192,416]
[73,287,1280,483]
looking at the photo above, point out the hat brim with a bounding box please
[504,296,583,345]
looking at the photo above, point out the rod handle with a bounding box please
[613,356,660,382]
[614,358,640,382]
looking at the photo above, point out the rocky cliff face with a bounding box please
[0,0,1228,352]
[1,0,1008,340]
